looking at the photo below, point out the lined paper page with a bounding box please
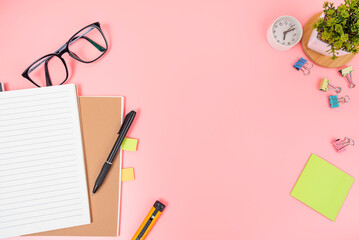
[0,84,90,238]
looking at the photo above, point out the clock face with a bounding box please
[272,17,301,46]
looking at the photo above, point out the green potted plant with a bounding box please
[307,0,359,59]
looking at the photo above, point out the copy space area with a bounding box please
[1,0,359,239]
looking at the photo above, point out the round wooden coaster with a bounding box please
[301,12,355,68]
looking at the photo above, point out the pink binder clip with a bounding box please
[333,137,354,152]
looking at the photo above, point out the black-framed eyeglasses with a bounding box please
[22,22,108,88]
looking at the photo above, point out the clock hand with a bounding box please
[283,27,291,40]
[283,28,296,40]
[284,28,295,34]
[283,27,295,34]
[286,28,295,33]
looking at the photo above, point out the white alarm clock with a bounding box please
[267,16,303,51]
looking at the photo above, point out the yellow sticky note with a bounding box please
[122,138,138,151]
[121,168,135,182]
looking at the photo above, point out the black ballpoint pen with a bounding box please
[92,110,136,194]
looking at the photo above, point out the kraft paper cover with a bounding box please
[28,96,123,236]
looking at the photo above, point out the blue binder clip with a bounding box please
[293,57,313,75]
[329,95,350,108]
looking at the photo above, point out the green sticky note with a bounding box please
[291,154,354,221]
[122,138,138,151]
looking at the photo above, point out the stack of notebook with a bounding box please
[0,85,123,238]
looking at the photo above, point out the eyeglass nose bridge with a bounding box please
[56,45,82,62]
[55,44,70,56]
[57,48,68,56]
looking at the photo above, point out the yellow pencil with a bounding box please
[131,200,166,240]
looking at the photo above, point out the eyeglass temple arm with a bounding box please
[55,26,98,53]
[44,58,53,87]
[29,27,105,73]
[54,36,105,55]
[78,36,106,52]
[28,43,68,73]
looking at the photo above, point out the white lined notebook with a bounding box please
[0,84,90,238]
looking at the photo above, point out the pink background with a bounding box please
[1,0,359,239]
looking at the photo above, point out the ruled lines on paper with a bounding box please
[0,85,90,238]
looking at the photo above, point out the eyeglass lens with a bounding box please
[28,55,67,87]
[68,26,107,62]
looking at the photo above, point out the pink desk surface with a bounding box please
[1,0,359,239]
